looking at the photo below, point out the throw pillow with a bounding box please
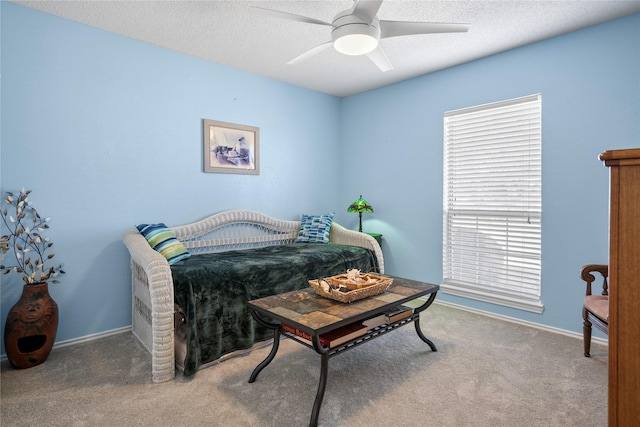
[136,223,191,265]
[295,213,334,244]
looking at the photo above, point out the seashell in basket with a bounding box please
[346,268,361,281]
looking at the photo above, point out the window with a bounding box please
[442,94,542,313]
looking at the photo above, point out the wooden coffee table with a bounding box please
[247,275,439,427]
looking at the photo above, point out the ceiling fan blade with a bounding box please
[366,46,393,72]
[351,0,384,25]
[251,6,332,27]
[380,21,470,39]
[287,41,333,65]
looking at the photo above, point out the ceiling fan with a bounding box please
[252,0,470,72]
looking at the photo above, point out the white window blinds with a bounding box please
[442,94,543,313]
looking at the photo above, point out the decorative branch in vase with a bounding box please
[0,188,65,369]
[1,188,65,283]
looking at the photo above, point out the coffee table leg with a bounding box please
[413,292,438,351]
[414,320,437,351]
[248,310,281,383]
[310,351,329,427]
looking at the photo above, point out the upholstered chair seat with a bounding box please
[584,295,609,322]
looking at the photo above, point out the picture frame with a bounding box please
[203,119,259,175]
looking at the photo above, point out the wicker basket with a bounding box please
[308,273,393,303]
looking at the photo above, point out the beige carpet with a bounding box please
[0,303,607,427]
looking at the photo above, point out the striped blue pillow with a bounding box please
[136,223,191,265]
[295,213,334,244]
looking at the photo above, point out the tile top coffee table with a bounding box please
[247,275,439,427]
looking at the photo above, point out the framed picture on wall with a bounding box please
[203,119,259,174]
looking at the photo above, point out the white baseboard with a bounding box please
[2,300,607,362]
[434,299,608,346]
[1,326,131,362]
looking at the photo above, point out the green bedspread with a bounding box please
[170,243,379,376]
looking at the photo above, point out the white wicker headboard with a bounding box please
[172,210,300,255]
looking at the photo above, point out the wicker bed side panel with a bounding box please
[124,230,176,383]
[131,261,152,353]
[329,222,384,273]
[131,258,175,383]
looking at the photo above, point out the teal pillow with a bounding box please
[295,213,334,243]
[136,223,191,265]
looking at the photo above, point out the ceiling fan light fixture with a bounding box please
[332,24,380,56]
[256,1,470,71]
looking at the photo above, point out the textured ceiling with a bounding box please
[13,0,640,97]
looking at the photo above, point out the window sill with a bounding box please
[440,283,544,314]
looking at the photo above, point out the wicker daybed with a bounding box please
[122,210,384,383]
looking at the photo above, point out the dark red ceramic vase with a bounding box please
[4,282,58,369]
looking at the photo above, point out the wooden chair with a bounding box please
[580,264,609,357]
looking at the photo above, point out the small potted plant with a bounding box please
[1,188,64,368]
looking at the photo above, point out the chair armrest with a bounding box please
[580,264,609,296]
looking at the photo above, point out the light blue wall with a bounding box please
[340,13,639,335]
[2,2,638,356]
[0,3,341,355]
